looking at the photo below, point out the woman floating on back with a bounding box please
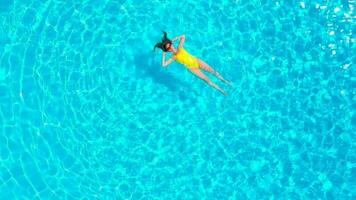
[154,31,232,96]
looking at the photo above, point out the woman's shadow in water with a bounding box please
[134,52,197,102]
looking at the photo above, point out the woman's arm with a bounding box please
[171,35,185,43]
[162,52,174,67]
[177,35,185,49]
[171,35,182,42]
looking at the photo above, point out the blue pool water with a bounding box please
[0,0,355,199]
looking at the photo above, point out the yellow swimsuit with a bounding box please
[173,48,200,69]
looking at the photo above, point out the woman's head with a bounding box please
[154,31,172,52]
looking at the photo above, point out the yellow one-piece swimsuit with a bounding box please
[173,47,200,69]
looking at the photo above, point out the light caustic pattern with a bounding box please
[0,0,355,199]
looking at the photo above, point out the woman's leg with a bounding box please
[197,59,232,85]
[189,68,227,96]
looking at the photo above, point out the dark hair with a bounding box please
[154,31,172,52]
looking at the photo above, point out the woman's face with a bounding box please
[164,43,172,51]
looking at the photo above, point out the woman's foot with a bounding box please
[222,79,233,87]
[208,81,228,96]
[224,80,232,85]
[215,73,233,86]
[217,87,228,96]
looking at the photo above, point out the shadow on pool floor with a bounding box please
[134,52,198,102]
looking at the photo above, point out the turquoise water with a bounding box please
[0,0,355,199]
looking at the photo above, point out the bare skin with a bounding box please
[161,35,232,96]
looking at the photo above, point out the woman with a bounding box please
[154,31,232,96]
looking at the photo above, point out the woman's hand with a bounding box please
[172,35,184,42]
[171,36,179,42]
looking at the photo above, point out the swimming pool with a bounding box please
[0,0,354,199]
